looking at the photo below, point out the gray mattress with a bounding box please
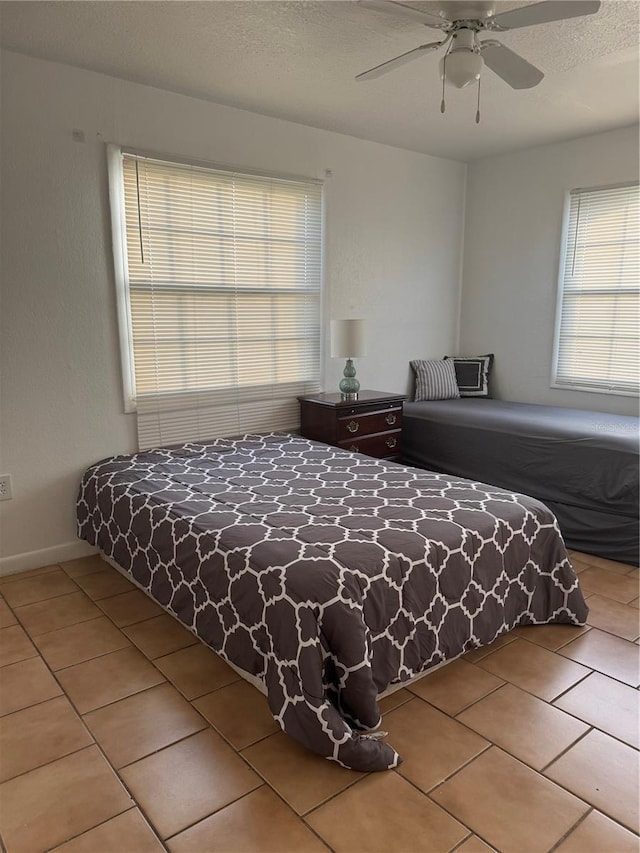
[403,399,639,566]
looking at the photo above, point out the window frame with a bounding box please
[107,144,137,412]
[550,181,639,398]
[107,144,325,415]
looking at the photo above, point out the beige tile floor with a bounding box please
[0,551,638,853]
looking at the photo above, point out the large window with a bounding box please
[108,147,322,449]
[552,182,639,396]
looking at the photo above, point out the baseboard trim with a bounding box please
[0,541,98,577]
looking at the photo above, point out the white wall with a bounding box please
[459,125,639,415]
[0,50,466,571]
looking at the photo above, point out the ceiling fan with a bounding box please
[356,0,602,121]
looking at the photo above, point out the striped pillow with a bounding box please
[411,359,460,401]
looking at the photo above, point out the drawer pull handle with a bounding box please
[347,420,359,434]
[349,444,359,453]
[385,413,397,426]
[386,437,397,449]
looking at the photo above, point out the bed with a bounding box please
[77,433,588,772]
[402,399,640,567]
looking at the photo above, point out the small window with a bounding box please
[108,147,322,448]
[552,182,639,397]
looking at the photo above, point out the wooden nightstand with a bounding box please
[298,390,405,461]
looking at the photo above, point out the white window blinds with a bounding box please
[110,148,322,449]
[552,182,639,396]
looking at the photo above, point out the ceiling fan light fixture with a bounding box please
[440,50,484,89]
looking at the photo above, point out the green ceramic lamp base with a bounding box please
[339,358,360,399]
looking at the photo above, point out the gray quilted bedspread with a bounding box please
[77,433,588,771]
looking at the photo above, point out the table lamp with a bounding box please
[331,319,366,400]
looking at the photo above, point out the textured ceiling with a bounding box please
[0,0,638,161]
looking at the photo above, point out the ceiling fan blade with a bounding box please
[481,42,544,88]
[490,0,601,30]
[357,0,449,30]
[356,41,444,81]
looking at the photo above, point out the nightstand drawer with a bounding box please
[338,430,401,458]
[336,407,402,441]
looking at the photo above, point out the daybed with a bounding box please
[403,399,639,566]
[77,433,588,771]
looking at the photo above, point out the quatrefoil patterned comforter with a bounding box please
[77,433,588,771]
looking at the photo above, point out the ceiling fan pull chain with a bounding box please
[440,53,447,114]
[476,76,481,124]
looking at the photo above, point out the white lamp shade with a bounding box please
[331,319,366,358]
[440,51,483,89]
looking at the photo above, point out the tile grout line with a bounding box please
[32,633,134,673]
[157,781,265,845]
[10,563,130,637]
[2,567,171,852]
[244,748,369,821]
[435,658,639,769]
[160,783,333,852]
[474,633,639,699]
[547,808,594,853]
[447,679,508,717]
[41,807,168,853]
[422,743,596,851]
[0,567,63,586]
[539,727,595,774]
[19,659,167,851]
[424,741,494,798]
[17,610,111,639]
[546,669,593,703]
[532,730,640,835]
[549,684,640,753]
[7,586,139,681]
[46,638,175,675]
[421,771,499,850]
[443,703,595,777]
[111,722,212,773]
[61,676,245,851]
[449,830,475,851]
[553,648,640,691]
[160,787,266,842]
[1,658,166,852]
[575,603,640,645]
[406,666,508,718]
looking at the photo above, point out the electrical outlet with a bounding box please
[0,475,13,501]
